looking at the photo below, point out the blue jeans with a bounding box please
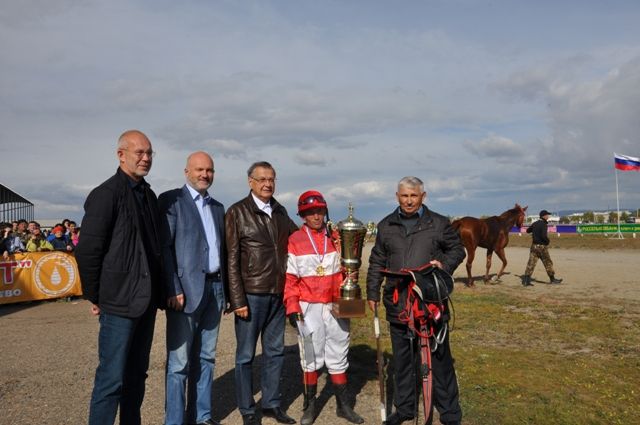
[234,294,285,416]
[165,280,225,425]
[88,304,156,425]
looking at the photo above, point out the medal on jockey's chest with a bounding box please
[305,226,327,276]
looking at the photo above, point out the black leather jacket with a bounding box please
[75,168,163,317]
[225,193,297,311]
[366,206,464,323]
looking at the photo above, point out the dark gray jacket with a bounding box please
[366,206,464,323]
[76,168,163,317]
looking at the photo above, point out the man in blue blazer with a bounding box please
[159,151,227,425]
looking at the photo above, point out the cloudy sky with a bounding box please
[2,0,640,223]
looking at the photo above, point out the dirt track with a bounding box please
[0,245,637,424]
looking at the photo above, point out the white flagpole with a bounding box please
[615,165,624,239]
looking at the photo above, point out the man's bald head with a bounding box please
[117,130,150,150]
[185,151,215,195]
[116,129,154,181]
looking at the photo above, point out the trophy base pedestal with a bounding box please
[331,298,366,318]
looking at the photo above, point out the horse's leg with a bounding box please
[465,246,475,287]
[495,246,508,281]
[485,249,493,283]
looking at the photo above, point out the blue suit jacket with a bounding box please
[158,185,227,314]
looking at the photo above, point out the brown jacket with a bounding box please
[225,193,297,310]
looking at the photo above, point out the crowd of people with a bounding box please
[1,218,79,259]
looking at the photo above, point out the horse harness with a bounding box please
[382,264,454,424]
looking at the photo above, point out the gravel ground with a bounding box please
[2,246,636,425]
[0,298,387,425]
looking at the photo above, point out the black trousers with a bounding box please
[389,321,462,424]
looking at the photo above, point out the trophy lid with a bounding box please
[337,203,366,231]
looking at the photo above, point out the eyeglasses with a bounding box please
[250,177,276,184]
[298,195,326,206]
[123,148,156,159]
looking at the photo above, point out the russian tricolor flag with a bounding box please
[614,153,640,171]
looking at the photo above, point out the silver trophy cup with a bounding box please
[331,203,367,318]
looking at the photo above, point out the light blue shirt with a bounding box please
[186,184,220,273]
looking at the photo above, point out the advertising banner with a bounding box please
[577,224,640,234]
[0,252,83,304]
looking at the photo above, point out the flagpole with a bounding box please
[614,165,624,239]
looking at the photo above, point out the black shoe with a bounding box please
[383,412,414,425]
[301,384,318,425]
[550,276,563,284]
[521,275,534,287]
[334,383,364,424]
[300,397,316,425]
[194,420,221,425]
[243,414,260,425]
[262,407,296,424]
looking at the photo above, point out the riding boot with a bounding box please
[549,274,563,284]
[334,384,364,424]
[521,275,533,286]
[301,384,317,425]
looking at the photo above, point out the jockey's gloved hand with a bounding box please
[288,313,302,328]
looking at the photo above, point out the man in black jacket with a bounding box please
[521,210,562,286]
[366,176,465,425]
[75,129,163,425]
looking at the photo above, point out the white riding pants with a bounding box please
[298,301,350,374]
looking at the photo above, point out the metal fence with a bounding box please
[0,183,34,222]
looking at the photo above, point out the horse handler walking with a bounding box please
[521,210,562,286]
[284,190,364,425]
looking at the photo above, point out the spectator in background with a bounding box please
[47,223,64,242]
[2,222,25,259]
[26,227,53,252]
[63,218,71,234]
[1,223,11,252]
[51,225,74,252]
[69,221,80,246]
[1,223,9,259]
[11,221,18,233]
[15,219,29,245]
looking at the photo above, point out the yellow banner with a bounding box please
[0,252,83,304]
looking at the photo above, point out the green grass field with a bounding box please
[507,232,640,250]
[349,237,640,424]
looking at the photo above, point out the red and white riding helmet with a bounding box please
[297,190,328,215]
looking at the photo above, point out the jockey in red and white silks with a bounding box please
[284,221,350,374]
[283,190,363,424]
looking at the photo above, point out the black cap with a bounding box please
[539,209,551,218]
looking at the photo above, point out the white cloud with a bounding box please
[462,134,525,160]
[3,1,640,221]
[293,152,329,167]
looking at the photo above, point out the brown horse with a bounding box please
[451,204,527,287]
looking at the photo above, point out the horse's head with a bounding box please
[514,203,528,227]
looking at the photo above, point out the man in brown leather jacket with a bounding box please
[225,161,298,425]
